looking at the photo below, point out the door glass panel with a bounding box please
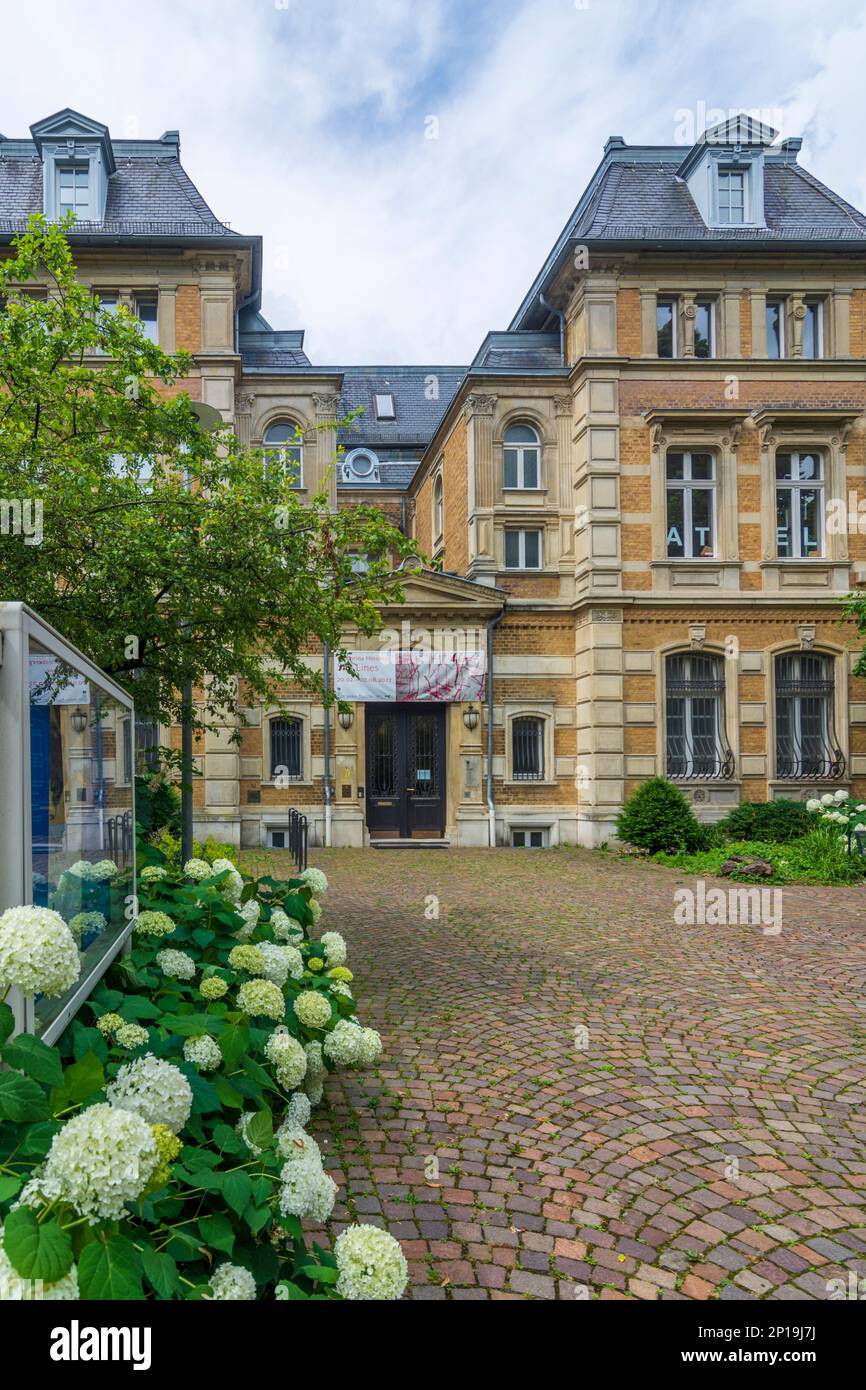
[369,715,397,796]
[409,714,439,796]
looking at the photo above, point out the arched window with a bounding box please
[512,716,545,781]
[270,716,303,781]
[503,423,540,489]
[433,474,444,540]
[665,653,733,779]
[774,652,843,779]
[263,420,303,487]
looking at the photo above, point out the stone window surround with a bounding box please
[504,701,557,786]
[493,406,555,497]
[252,406,312,492]
[432,466,444,552]
[648,418,743,580]
[762,292,829,360]
[641,288,731,359]
[262,703,312,786]
[633,282,852,360]
[499,519,551,572]
[655,639,740,786]
[756,415,851,572]
[767,638,849,791]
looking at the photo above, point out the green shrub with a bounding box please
[616,777,707,854]
[654,825,866,885]
[135,772,181,834]
[146,828,238,872]
[717,799,812,845]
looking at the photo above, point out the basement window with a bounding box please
[511,827,548,848]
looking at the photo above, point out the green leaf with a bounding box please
[242,1055,275,1092]
[0,1071,50,1123]
[218,1022,250,1068]
[71,1025,108,1063]
[243,1203,272,1235]
[224,1170,253,1215]
[300,1263,340,1284]
[212,1123,247,1157]
[2,1033,64,1087]
[51,1051,104,1113]
[213,1075,244,1110]
[0,1174,23,1203]
[192,929,215,949]
[19,1120,61,1158]
[276,1279,310,1300]
[183,1068,221,1114]
[246,1108,274,1152]
[199,1213,235,1255]
[78,1236,143,1300]
[164,1014,220,1037]
[121,997,164,1020]
[2,1209,73,1282]
[0,1003,14,1046]
[141,1247,182,1299]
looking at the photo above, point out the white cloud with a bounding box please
[1,0,864,362]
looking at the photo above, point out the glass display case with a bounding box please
[0,604,136,1042]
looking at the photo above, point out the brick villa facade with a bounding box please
[4,108,866,847]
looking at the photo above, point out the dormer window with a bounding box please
[717,167,745,225]
[375,393,395,420]
[57,165,90,217]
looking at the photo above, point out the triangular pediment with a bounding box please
[30,108,115,174]
[381,568,507,616]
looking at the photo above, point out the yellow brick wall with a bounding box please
[175,285,201,353]
[617,288,642,356]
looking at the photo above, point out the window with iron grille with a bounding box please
[665,653,734,780]
[774,652,844,780]
[512,716,545,781]
[270,717,303,780]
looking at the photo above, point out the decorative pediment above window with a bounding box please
[30,109,115,224]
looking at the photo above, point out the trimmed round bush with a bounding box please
[616,777,707,855]
[716,799,813,845]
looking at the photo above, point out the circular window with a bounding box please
[344,448,379,478]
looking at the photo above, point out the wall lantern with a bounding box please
[338,708,354,731]
[463,705,480,732]
[71,708,88,734]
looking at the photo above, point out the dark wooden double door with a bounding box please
[365,704,446,838]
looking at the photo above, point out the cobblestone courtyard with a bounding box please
[243,846,866,1301]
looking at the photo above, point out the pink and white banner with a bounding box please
[335,650,485,703]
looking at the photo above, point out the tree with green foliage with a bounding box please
[0,215,418,733]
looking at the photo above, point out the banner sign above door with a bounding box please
[335,650,485,703]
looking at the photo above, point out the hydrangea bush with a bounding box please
[0,852,403,1302]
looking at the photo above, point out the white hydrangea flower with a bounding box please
[293,991,331,1030]
[270,908,304,943]
[184,858,212,881]
[0,906,80,998]
[821,793,835,806]
[68,910,106,939]
[305,1040,326,1082]
[211,858,243,904]
[236,1111,263,1157]
[323,1018,364,1068]
[139,865,169,884]
[66,859,118,882]
[114,1023,150,1050]
[834,788,849,802]
[305,1080,324,1107]
[0,1224,79,1300]
[805,798,821,812]
[183,1035,222,1071]
[330,980,353,999]
[258,942,296,988]
[106,1053,193,1134]
[359,1027,383,1068]
[134,910,176,939]
[210,1262,256,1301]
[300,867,328,896]
[334,1225,408,1301]
[237,978,285,1021]
[34,1103,159,1224]
[155,948,196,981]
[264,1029,308,1089]
[320,931,347,967]
[240,899,261,929]
[285,1091,312,1129]
[275,1128,337,1223]
[308,899,322,924]
[276,1121,321,1165]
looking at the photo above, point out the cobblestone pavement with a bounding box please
[242,846,866,1301]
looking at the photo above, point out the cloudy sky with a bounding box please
[3,0,865,364]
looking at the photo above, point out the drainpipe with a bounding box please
[323,642,332,848]
[540,292,566,366]
[486,606,506,848]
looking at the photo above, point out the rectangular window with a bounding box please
[694,299,715,358]
[504,528,542,570]
[374,393,395,420]
[57,164,90,217]
[766,298,786,359]
[666,451,716,558]
[657,298,677,357]
[135,296,158,344]
[512,718,545,781]
[718,168,746,224]
[267,828,287,849]
[802,300,823,360]
[775,452,823,558]
[270,717,303,781]
[511,828,547,848]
